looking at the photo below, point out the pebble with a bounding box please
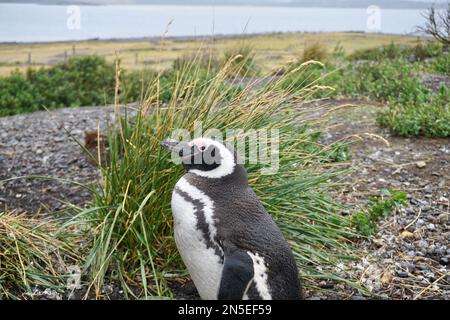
[401,262,416,273]
[407,250,416,257]
[396,271,409,278]
[0,106,135,214]
[416,161,426,168]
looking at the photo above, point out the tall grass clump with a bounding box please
[301,42,328,63]
[80,55,358,298]
[0,211,79,299]
[221,44,260,77]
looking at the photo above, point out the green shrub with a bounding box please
[342,59,430,104]
[349,42,443,62]
[411,42,444,61]
[0,55,239,116]
[428,52,450,75]
[351,190,408,237]
[349,42,410,61]
[0,56,116,116]
[377,86,450,137]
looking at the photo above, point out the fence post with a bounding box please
[72,44,76,56]
[64,50,68,62]
[135,52,138,65]
[27,52,32,67]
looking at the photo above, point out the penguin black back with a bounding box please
[161,137,303,300]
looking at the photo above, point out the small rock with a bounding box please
[407,250,416,257]
[427,223,436,231]
[102,284,114,295]
[437,214,448,223]
[424,272,435,280]
[381,271,393,284]
[416,161,426,168]
[373,238,385,247]
[396,271,409,278]
[351,295,367,300]
[319,281,334,289]
[400,230,414,239]
[416,263,429,271]
[401,262,415,273]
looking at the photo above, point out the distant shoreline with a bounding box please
[0,1,441,10]
[0,31,428,46]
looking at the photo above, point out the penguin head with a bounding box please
[161,137,240,179]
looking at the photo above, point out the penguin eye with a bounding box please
[199,145,206,152]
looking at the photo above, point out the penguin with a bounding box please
[161,137,302,300]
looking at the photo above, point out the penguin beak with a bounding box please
[160,139,191,157]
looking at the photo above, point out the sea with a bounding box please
[0,3,429,42]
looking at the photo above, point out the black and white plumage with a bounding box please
[161,137,302,300]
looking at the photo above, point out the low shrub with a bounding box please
[346,59,430,104]
[0,56,115,116]
[351,190,408,237]
[427,52,450,75]
[349,42,444,62]
[377,86,450,137]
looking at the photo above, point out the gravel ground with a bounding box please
[0,105,135,214]
[318,102,449,300]
[0,102,448,300]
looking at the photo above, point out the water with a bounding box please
[0,3,428,43]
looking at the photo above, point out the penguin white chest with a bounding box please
[171,177,224,300]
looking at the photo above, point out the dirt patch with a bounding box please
[319,101,449,300]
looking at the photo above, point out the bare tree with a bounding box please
[417,3,450,47]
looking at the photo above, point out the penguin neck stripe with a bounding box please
[174,186,223,261]
[175,177,223,257]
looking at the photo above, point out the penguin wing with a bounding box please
[218,240,254,300]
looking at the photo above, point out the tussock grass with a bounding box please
[221,44,260,77]
[0,211,79,299]
[78,53,359,299]
[301,43,329,64]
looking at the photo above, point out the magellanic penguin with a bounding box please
[161,137,302,300]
